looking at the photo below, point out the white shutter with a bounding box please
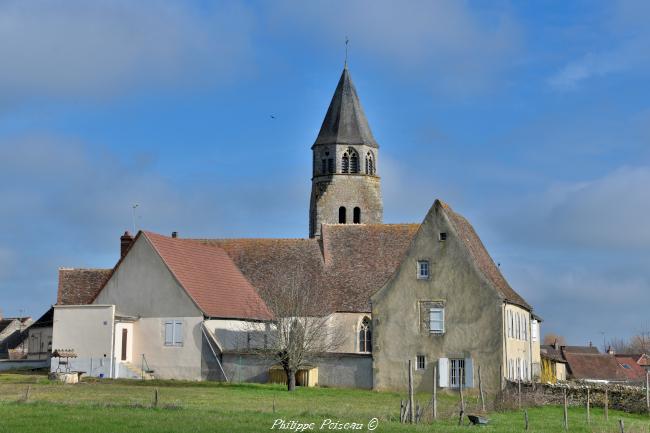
[464,357,474,388]
[174,321,183,345]
[438,358,449,388]
[164,321,173,345]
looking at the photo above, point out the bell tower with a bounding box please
[309,67,383,238]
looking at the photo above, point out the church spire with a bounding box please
[313,67,378,148]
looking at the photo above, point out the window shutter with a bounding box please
[164,321,173,345]
[174,321,183,345]
[464,357,474,388]
[438,358,449,388]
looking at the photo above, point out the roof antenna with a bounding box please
[132,204,139,234]
[344,36,349,68]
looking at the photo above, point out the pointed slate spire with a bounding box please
[314,67,378,148]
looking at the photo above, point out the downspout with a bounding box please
[528,315,533,381]
[110,309,116,379]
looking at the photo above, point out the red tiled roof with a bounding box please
[615,356,647,382]
[57,268,112,305]
[563,352,621,381]
[441,201,532,310]
[144,232,272,321]
[203,224,419,313]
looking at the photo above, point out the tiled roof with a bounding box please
[540,345,567,363]
[562,346,600,354]
[57,268,112,305]
[144,232,272,321]
[314,67,378,148]
[563,352,622,381]
[29,307,54,329]
[441,201,531,310]
[615,356,647,382]
[203,224,419,313]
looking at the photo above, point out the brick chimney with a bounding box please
[607,345,615,355]
[120,231,134,258]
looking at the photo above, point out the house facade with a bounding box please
[51,66,540,390]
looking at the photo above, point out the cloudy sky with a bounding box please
[1,0,648,346]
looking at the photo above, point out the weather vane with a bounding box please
[344,36,349,67]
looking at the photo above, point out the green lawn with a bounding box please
[0,373,648,433]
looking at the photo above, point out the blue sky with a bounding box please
[1,0,649,346]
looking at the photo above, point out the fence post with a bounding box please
[524,409,529,431]
[479,365,485,412]
[586,387,590,424]
[458,367,465,426]
[432,365,437,421]
[605,388,609,421]
[563,388,568,431]
[618,419,625,433]
[646,371,649,413]
[408,360,414,424]
[518,378,522,409]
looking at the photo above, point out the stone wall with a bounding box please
[500,380,650,414]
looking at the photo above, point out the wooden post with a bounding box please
[524,409,529,431]
[153,388,159,408]
[646,371,649,413]
[619,419,625,433]
[408,360,414,424]
[432,365,437,421]
[518,378,522,409]
[458,368,465,426]
[273,395,276,413]
[479,365,485,412]
[23,385,31,402]
[586,387,590,424]
[563,388,568,431]
[605,389,609,421]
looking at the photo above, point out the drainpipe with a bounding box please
[502,303,508,389]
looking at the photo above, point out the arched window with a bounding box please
[341,153,350,173]
[339,206,346,224]
[353,207,361,224]
[349,148,359,173]
[365,152,374,175]
[359,316,372,352]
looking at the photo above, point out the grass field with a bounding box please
[0,372,648,433]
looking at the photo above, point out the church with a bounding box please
[51,66,541,392]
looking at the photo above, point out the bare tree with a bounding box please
[543,333,567,346]
[247,267,344,391]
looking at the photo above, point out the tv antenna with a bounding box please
[344,36,350,67]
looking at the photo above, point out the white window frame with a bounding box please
[417,260,429,279]
[449,358,465,388]
[429,307,445,334]
[164,319,183,347]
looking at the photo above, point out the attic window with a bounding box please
[438,232,447,241]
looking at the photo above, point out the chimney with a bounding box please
[607,346,615,355]
[553,339,559,350]
[171,231,178,239]
[120,231,134,258]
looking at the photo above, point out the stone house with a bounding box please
[52,66,540,390]
[0,315,32,359]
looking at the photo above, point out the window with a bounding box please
[416,355,426,371]
[349,149,359,173]
[164,320,183,346]
[353,207,361,224]
[531,320,538,342]
[342,153,350,173]
[429,307,444,334]
[358,317,372,352]
[417,260,429,279]
[321,159,326,174]
[439,232,447,241]
[365,152,374,175]
[338,206,347,224]
[327,158,334,174]
[450,358,465,388]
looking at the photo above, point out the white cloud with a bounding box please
[0,0,254,105]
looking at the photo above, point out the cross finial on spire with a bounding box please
[344,36,349,68]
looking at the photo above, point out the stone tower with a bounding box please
[309,67,383,238]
